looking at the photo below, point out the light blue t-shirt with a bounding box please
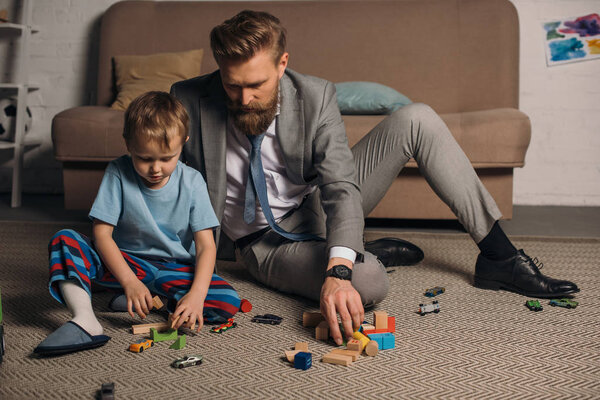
[89,155,219,263]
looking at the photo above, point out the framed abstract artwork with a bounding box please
[543,13,600,66]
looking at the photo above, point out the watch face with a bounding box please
[334,265,350,278]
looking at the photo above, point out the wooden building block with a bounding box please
[388,316,395,333]
[331,348,360,361]
[294,352,312,370]
[365,340,379,357]
[169,334,186,349]
[168,313,196,330]
[352,331,370,351]
[315,320,329,341]
[295,342,309,352]
[131,321,170,335]
[151,328,178,342]
[322,352,353,366]
[285,350,300,363]
[373,311,388,330]
[360,323,375,332]
[347,339,362,353]
[303,311,324,327]
[152,296,164,310]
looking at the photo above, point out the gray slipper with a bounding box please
[108,294,128,312]
[33,321,110,356]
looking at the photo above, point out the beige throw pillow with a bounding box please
[111,49,204,110]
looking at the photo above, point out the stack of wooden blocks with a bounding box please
[302,310,396,366]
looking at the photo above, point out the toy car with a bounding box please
[549,298,579,309]
[424,286,445,297]
[417,301,440,316]
[210,318,237,333]
[99,382,115,400]
[525,299,543,311]
[129,338,154,353]
[251,314,283,325]
[171,354,203,369]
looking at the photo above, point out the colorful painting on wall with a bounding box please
[543,13,600,66]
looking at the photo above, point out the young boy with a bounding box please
[34,91,241,356]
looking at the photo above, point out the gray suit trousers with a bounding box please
[239,103,502,306]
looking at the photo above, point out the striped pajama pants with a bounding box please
[48,229,241,323]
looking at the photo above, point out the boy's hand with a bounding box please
[123,279,154,319]
[171,291,205,333]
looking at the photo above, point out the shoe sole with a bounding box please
[473,276,580,298]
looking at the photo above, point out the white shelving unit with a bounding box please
[0,0,39,207]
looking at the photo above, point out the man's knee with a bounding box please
[352,253,389,307]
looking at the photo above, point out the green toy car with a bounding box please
[549,298,578,309]
[525,299,543,311]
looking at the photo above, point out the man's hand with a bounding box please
[123,279,154,319]
[170,291,205,333]
[320,258,364,346]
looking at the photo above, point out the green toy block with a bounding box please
[150,328,178,342]
[170,335,187,350]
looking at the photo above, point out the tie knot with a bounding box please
[247,133,265,150]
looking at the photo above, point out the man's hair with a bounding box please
[210,10,287,65]
[123,91,189,150]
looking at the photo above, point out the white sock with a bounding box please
[58,280,103,336]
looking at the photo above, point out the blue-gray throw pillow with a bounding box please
[335,81,412,115]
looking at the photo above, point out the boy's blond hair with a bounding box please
[123,91,189,150]
[210,10,287,66]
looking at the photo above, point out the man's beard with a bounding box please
[227,86,279,136]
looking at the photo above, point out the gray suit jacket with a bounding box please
[171,69,365,261]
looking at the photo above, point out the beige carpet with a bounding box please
[0,221,598,399]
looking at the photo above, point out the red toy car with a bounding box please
[210,318,237,333]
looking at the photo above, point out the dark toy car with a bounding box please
[98,382,115,400]
[549,298,579,309]
[210,318,237,333]
[251,314,283,325]
[525,299,543,311]
[424,286,445,297]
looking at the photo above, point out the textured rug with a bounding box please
[0,221,598,400]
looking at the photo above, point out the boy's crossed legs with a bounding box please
[34,229,241,356]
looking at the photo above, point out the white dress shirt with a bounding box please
[221,110,357,264]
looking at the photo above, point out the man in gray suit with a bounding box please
[172,10,578,345]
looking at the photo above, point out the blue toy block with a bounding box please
[367,332,395,350]
[294,352,312,370]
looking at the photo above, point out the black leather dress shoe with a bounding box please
[364,238,424,267]
[474,249,579,298]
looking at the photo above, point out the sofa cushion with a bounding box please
[343,108,530,167]
[335,82,412,115]
[111,49,204,110]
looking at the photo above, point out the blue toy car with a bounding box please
[424,286,445,297]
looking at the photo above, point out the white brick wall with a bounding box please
[0,0,598,205]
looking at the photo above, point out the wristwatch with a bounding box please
[325,264,353,281]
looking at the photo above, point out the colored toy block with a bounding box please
[352,331,370,351]
[151,328,178,342]
[152,296,164,310]
[131,322,170,335]
[295,342,309,352]
[170,335,186,350]
[368,332,395,350]
[347,339,362,353]
[322,352,353,366]
[373,311,388,330]
[294,352,312,370]
[302,311,324,327]
[365,340,379,357]
[331,348,360,361]
[387,316,395,333]
[316,320,329,341]
[240,299,253,313]
[285,350,300,362]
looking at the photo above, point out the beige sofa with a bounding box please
[52,0,531,219]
